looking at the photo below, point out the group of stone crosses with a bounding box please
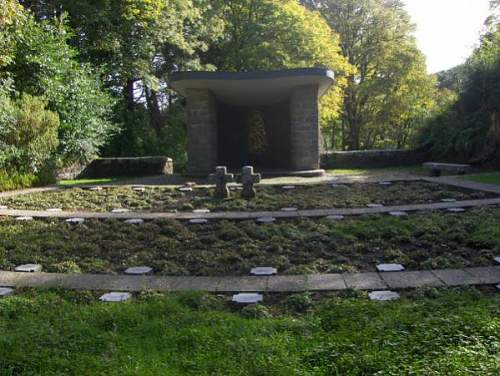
[209,165,260,199]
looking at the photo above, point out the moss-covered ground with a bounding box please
[0,288,498,375]
[1,207,499,275]
[0,180,495,212]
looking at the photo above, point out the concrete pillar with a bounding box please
[289,85,320,170]
[186,89,218,174]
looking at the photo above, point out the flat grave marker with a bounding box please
[0,205,8,210]
[124,266,153,275]
[0,287,14,297]
[178,186,193,192]
[15,216,33,221]
[494,256,500,264]
[232,293,263,304]
[193,209,210,214]
[46,208,62,212]
[376,264,405,272]
[369,290,400,301]
[189,218,208,225]
[111,208,130,213]
[125,218,144,225]
[282,185,296,190]
[447,208,465,213]
[15,264,42,273]
[66,218,85,225]
[280,207,297,212]
[366,204,384,208]
[250,267,278,276]
[379,181,392,186]
[389,211,408,217]
[256,217,276,224]
[441,198,457,203]
[99,292,132,302]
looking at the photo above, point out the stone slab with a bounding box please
[15,264,42,273]
[250,267,277,276]
[0,287,14,297]
[188,218,209,225]
[15,216,33,221]
[124,266,153,275]
[344,272,387,290]
[463,267,500,284]
[267,275,308,292]
[431,269,480,286]
[256,217,276,224]
[232,293,263,304]
[447,208,465,213]
[217,276,268,292]
[124,219,144,225]
[493,256,500,264]
[99,292,132,302]
[376,264,405,272]
[306,274,346,291]
[389,211,408,217]
[380,270,444,289]
[111,209,130,213]
[66,218,85,225]
[369,290,400,301]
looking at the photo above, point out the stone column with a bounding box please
[289,85,320,171]
[186,89,218,174]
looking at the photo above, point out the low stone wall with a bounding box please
[321,149,427,169]
[79,157,173,178]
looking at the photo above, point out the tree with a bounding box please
[418,1,500,162]
[303,0,435,150]
[1,1,116,168]
[20,1,223,164]
[204,0,352,129]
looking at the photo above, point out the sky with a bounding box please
[402,0,491,73]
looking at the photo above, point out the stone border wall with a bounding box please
[321,149,427,169]
[79,157,173,178]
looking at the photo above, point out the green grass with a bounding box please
[0,180,494,212]
[0,288,498,375]
[57,178,118,186]
[327,165,426,176]
[464,172,500,186]
[1,207,499,275]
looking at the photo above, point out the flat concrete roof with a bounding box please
[170,68,335,106]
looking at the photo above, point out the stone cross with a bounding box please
[241,165,261,200]
[209,166,234,199]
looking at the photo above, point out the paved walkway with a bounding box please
[0,267,498,292]
[1,197,500,221]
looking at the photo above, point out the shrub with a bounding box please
[0,94,59,172]
[240,304,271,319]
[285,292,314,313]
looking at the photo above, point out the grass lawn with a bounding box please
[0,181,494,212]
[0,288,498,375]
[58,178,119,186]
[327,165,427,176]
[464,172,500,186]
[1,207,499,275]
